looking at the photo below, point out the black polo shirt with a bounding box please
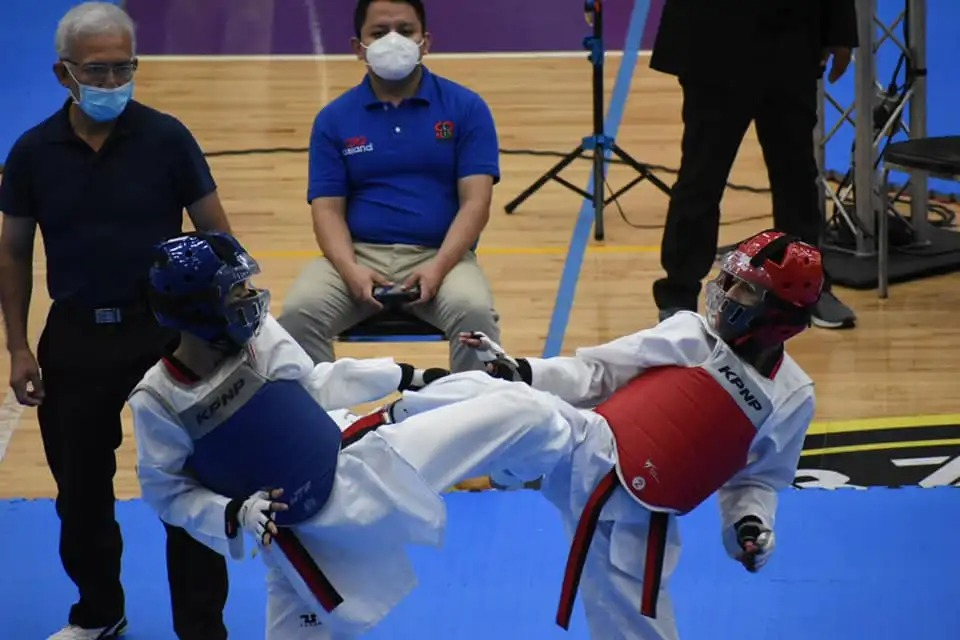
[0,99,216,306]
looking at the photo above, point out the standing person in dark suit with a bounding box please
[650,0,859,329]
[0,3,231,639]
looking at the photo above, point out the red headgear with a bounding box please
[705,230,824,349]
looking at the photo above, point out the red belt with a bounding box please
[275,410,389,612]
[556,468,670,629]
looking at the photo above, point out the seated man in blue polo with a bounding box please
[279,0,502,373]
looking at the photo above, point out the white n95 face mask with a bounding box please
[363,31,423,81]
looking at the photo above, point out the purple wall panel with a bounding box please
[126,0,664,56]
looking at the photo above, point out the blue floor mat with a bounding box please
[3,487,958,639]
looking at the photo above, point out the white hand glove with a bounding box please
[734,516,776,572]
[237,489,287,546]
[459,331,522,381]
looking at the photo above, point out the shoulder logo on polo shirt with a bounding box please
[342,136,374,156]
[434,121,455,141]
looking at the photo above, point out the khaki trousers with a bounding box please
[278,243,501,373]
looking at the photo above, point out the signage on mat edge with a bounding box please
[796,419,960,489]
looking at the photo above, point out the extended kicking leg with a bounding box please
[387,370,520,424]
[376,379,574,493]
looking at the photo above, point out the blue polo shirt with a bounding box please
[0,100,216,306]
[307,67,500,248]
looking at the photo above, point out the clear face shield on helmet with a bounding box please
[222,280,271,347]
[214,253,271,349]
[705,251,774,344]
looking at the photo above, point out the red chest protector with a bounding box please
[556,347,775,630]
[596,345,772,515]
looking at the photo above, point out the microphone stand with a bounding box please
[503,0,672,240]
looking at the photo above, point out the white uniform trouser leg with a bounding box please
[262,373,574,638]
[394,372,684,639]
[539,415,683,640]
[390,370,522,420]
[377,372,575,493]
[264,564,350,639]
[573,514,681,640]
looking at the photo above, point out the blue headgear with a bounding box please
[148,232,270,349]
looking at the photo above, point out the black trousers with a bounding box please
[653,32,822,312]
[36,301,228,638]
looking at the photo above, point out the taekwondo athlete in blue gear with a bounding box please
[145,232,345,527]
[128,231,577,639]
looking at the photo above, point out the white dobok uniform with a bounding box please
[128,315,575,639]
[392,311,816,640]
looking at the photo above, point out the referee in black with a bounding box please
[0,3,230,639]
[650,0,859,329]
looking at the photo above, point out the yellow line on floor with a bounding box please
[806,413,960,436]
[252,245,660,259]
[801,437,960,456]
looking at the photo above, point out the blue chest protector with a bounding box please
[178,364,342,526]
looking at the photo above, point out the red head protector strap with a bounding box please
[706,230,824,351]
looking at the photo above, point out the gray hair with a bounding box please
[55,2,137,60]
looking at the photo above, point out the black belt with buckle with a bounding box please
[54,300,152,325]
[93,307,125,325]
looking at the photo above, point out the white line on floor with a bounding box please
[0,390,25,465]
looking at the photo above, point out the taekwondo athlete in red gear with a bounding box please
[127,231,577,639]
[388,230,823,640]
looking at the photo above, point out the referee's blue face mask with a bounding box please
[62,62,135,123]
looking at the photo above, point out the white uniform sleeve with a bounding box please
[301,357,403,410]
[255,315,403,409]
[717,390,815,558]
[130,390,246,560]
[525,312,713,407]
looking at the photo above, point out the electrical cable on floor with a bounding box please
[196,145,960,209]
[2,146,955,231]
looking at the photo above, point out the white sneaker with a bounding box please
[48,617,127,639]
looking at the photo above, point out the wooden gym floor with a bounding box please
[1,56,958,500]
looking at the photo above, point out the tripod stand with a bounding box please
[503,0,672,241]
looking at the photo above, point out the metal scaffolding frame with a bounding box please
[816,0,928,257]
